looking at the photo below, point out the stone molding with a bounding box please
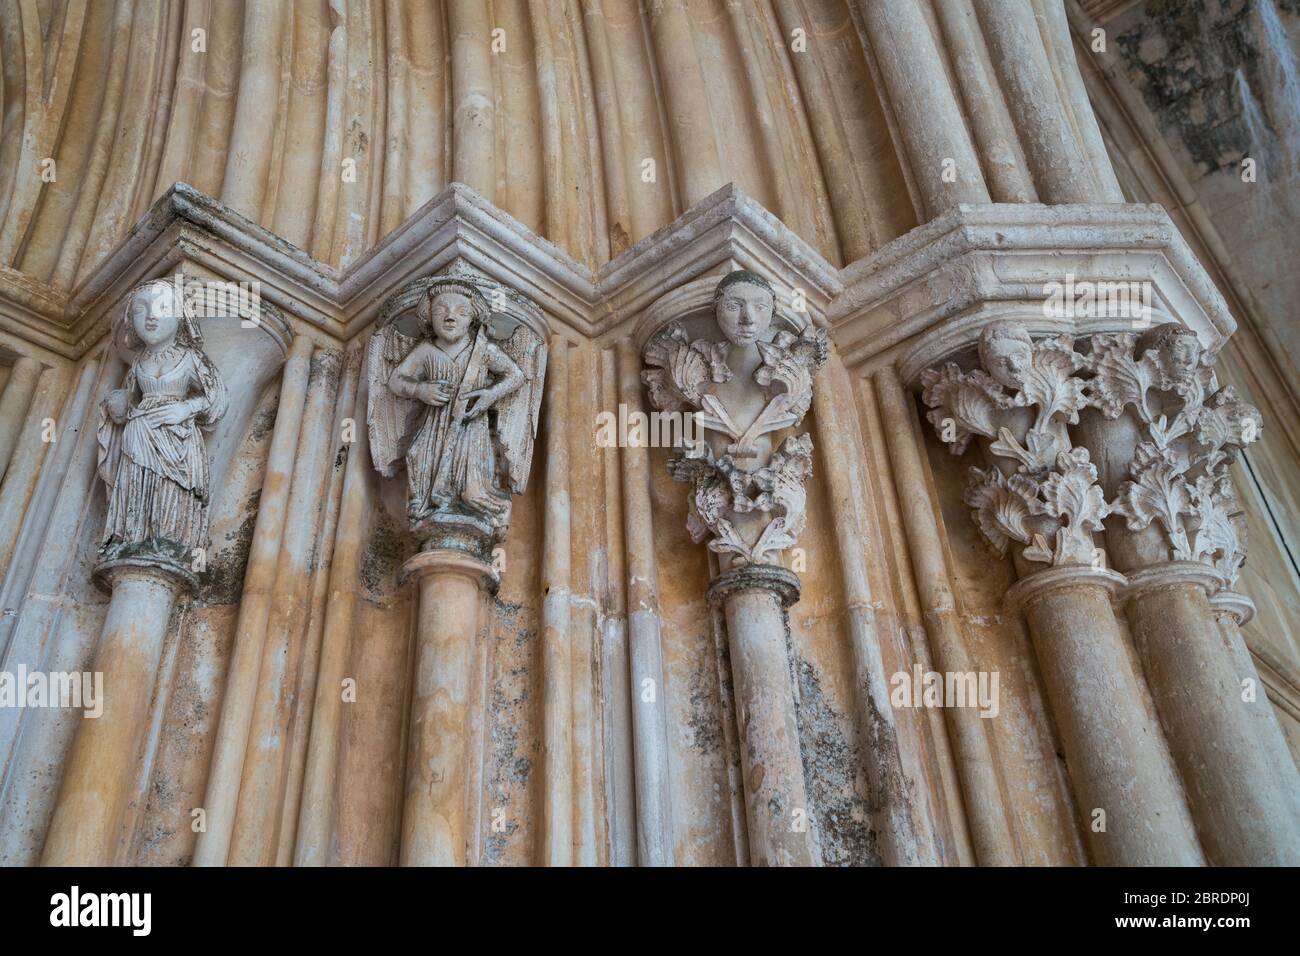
[399,548,499,592]
[829,202,1238,383]
[0,182,843,362]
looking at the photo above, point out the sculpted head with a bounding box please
[127,280,183,351]
[422,288,477,347]
[1138,323,1201,380]
[978,321,1035,390]
[713,271,776,348]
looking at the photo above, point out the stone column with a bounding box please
[1079,325,1300,864]
[1006,566,1203,865]
[1210,593,1300,823]
[193,332,315,867]
[922,322,1203,865]
[0,356,42,485]
[708,565,817,866]
[365,270,549,866]
[41,563,194,865]
[615,340,674,867]
[399,548,496,866]
[641,271,829,866]
[1125,565,1300,864]
[854,0,990,216]
[875,366,1018,866]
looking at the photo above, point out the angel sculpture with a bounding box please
[642,270,828,568]
[367,275,546,551]
[97,277,228,567]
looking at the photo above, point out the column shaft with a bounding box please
[1127,578,1300,864]
[540,342,573,865]
[718,580,819,867]
[0,357,42,486]
[615,340,674,866]
[400,556,489,866]
[856,0,990,216]
[1016,576,1204,865]
[875,368,1018,865]
[41,570,181,865]
[193,334,314,866]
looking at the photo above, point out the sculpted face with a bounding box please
[715,281,774,348]
[131,284,181,349]
[428,291,474,346]
[981,324,1034,390]
[1165,332,1201,378]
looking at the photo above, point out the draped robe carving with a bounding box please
[97,279,228,567]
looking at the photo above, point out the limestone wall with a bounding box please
[0,0,1295,867]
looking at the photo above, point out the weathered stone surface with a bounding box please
[0,1,1297,869]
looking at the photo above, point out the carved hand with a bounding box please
[462,388,497,419]
[404,379,452,406]
[140,400,198,427]
[103,389,131,424]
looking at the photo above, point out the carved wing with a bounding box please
[366,323,422,478]
[494,324,547,494]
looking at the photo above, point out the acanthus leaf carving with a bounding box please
[963,466,1038,558]
[1083,323,1261,583]
[642,271,826,571]
[1111,443,1195,558]
[924,321,1106,567]
[1035,447,1110,566]
[919,363,1012,455]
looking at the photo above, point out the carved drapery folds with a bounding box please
[921,320,1260,587]
[367,268,547,561]
[365,266,548,866]
[95,278,229,586]
[642,270,828,575]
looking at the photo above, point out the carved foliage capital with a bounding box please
[641,271,827,569]
[922,320,1263,586]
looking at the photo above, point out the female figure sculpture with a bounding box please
[97,278,228,566]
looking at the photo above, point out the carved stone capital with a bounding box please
[641,270,827,574]
[96,278,229,587]
[921,320,1262,589]
[1080,323,1260,586]
[367,264,547,559]
[922,321,1107,569]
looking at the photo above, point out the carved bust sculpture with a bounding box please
[96,278,229,568]
[922,320,1103,568]
[368,274,546,554]
[978,321,1034,391]
[1085,322,1259,579]
[642,270,828,569]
